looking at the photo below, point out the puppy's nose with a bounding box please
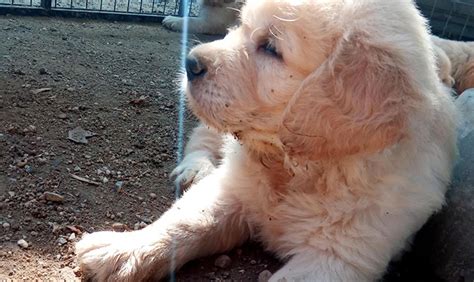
[186,55,207,81]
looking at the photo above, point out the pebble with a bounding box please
[38,68,48,75]
[149,193,157,199]
[112,222,128,232]
[16,160,27,168]
[24,125,36,133]
[8,191,15,197]
[115,181,124,192]
[3,222,10,228]
[214,254,232,269]
[68,233,76,240]
[38,157,47,164]
[133,221,147,230]
[17,239,29,249]
[66,87,76,92]
[250,259,257,265]
[73,166,81,172]
[58,113,67,119]
[25,165,33,173]
[258,270,272,282]
[57,237,67,245]
[42,192,64,203]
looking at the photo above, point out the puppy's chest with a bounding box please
[239,165,384,248]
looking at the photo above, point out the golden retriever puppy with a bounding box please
[162,0,243,35]
[76,0,458,281]
[432,35,474,93]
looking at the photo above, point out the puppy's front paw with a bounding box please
[76,231,148,281]
[170,151,216,191]
[162,16,184,32]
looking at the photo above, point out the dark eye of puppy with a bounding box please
[260,40,282,59]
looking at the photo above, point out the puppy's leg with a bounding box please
[434,45,455,88]
[76,172,249,281]
[270,252,372,282]
[170,123,224,190]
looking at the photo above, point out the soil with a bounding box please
[0,15,449,282]
[0,15,281,280]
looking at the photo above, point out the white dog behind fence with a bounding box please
[162,0,242,34]
[76,0,459,281]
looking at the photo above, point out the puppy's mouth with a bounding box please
[185,83,234,132]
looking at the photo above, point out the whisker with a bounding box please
[250,26,264,44]
[273,15,300,22]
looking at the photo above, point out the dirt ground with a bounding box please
[0,15,284,280]
[0,15,452,281]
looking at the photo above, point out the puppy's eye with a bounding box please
[259,40,281,59]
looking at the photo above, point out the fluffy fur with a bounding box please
[76,0,458,281]
[432,35,474,94]
[162,0,243,35]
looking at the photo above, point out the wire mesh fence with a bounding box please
[417,0,474,40]
[1,0,474,37]
[0,0,200,19]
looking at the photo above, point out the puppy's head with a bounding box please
[185,0,418,160]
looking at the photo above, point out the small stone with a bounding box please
[133,221,147,230]
[73,166,81,172]
[58,113,67,119]
[17,239,29,249]
[25,165,33,173]
[68,233,76,240]
[66,87,75,92]
[258,270,272,282]
[3,222,10,228]
[149,193,157,199]
[214,254,232,269]
[23,125,36,133]
[38,68,48,75]
[102,177,109,183]
[112,222,128,232]
[250,259,257,265]
[8,191,15,197]
[38,157,47,164]
[115,181,124,192]
[16,160,27,168]
[57,237,67,245]
[43,192,64,203]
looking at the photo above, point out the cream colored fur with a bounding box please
[162,0,242,35]
[432,35,474,93]
[76,0,458,281]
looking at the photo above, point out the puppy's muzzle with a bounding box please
[186,55,207,81]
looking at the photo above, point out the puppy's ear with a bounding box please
[279,33,414,160]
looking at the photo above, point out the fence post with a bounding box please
[41,0,51,10]
[177,0,185,17]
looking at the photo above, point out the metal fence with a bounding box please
[417,0,474,40]
[0,0,199,21]
[1,0,474,38]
